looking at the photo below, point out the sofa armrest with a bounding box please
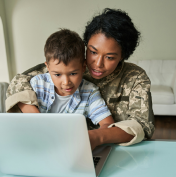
[172,72,176,103]
[0,82,9,113]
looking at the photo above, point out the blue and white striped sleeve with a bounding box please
[86,89,111,125]
[30,76,38,93]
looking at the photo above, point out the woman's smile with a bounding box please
[91,68,104,76]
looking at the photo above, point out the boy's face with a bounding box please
[45,58,86,96]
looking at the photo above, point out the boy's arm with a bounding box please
[98,115,114,129]
[18,102,40,113]
[6,63,47,112]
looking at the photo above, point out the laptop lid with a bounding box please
[0,113,96,177]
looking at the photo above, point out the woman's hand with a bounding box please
[88,129,101,150]
[88,126,134,151]
[88,115,114,150]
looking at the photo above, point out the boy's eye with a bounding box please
[55,74,61,77]
[90,50,97,55]
[70,73,77,76]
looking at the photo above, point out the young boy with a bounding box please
[28,29,114,127]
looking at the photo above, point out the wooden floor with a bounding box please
[151,116,176,140]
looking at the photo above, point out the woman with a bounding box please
[6,8,155,149]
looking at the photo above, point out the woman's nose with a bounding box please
[95,55,104,68]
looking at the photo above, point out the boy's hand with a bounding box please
[18,102,40,113]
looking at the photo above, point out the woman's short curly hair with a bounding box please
[83,8,141,60]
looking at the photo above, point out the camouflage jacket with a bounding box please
[6,61,155,139]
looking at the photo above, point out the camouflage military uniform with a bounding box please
[6,61,155,146]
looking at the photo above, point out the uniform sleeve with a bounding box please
[5,63,47,112]
[109,71,155,146]
[86,89,112,125]
[108,120,145,146]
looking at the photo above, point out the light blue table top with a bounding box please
[99,140,176,177]
[0,140,176,177]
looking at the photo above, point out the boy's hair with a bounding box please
[44,29,85,65]
[83,8,141,60]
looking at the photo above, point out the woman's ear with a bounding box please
[82,60,86,73]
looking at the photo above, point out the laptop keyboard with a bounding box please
[93,156,101,167]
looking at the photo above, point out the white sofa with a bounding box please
[129,60,176,115]
[1,60,176,115]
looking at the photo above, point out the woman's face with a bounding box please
[86,33,122,79]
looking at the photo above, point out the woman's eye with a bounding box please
[70,73,77,76]
[106,56,114,60]
[55,74,61,77]
[90,50,96,55]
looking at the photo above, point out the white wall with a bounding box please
[0,17,9,82]
[3,0,176,79]
[0,0,11,82]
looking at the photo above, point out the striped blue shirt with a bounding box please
[30,73,111,124]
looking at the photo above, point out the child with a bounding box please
[29,29,114,127]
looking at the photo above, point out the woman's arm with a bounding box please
[6,63,47,112]
[89,115,134,150]
[89,126,134,150]
[89,71,154,150]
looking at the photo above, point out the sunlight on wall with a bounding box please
[0,17,9,82]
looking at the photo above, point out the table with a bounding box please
[0,141,176,177]
[99,140,176,177]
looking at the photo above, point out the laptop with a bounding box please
[0,113,112,177]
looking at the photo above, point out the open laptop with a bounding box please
[0,113,112,177]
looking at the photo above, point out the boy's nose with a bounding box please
[63,76,71,85]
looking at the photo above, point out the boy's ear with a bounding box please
[45,62,49,71]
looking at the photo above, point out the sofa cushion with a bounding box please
[151,85,174,104]
[129,60,176,87]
